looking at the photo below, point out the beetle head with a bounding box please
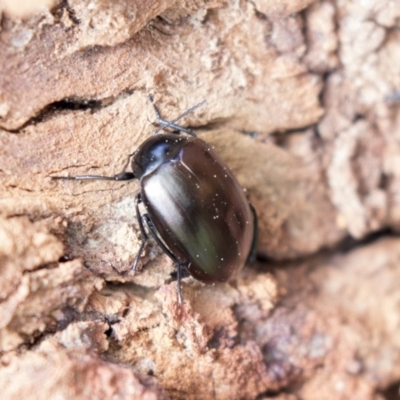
[131,134,190,178]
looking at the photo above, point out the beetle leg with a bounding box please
[132,193,149,272]
[141,213,186,304]
[51,151,138,181]
[176,263,183,305]
[247,203,259,263]
[142,214,179,263]
[51,171,136,181]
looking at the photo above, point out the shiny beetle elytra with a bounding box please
[52,98,258,304]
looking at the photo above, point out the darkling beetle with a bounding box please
[52,97,258,304]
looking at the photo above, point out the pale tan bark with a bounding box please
[0,0,399,399]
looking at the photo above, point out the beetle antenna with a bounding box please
[149,97,206,136]
[170,100,207,123]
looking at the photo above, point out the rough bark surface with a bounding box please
[0,0,399,399]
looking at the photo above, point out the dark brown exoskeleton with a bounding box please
[52,98,258,304]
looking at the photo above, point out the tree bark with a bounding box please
[0,0,399,399]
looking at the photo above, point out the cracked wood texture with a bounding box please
[0,0,400,399]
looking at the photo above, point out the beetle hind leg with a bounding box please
[247,203,259,263]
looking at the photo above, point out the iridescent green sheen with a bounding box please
[137,136,255,284]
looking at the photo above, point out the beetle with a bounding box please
[52,98,258,304]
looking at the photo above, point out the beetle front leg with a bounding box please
[51,153,137,182]
[51,171,136,181]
